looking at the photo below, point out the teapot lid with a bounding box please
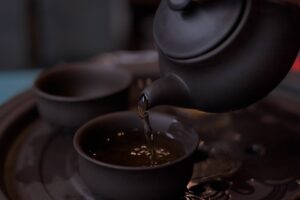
[154,0,244,59]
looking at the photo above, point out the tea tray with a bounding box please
[1,78,300,199]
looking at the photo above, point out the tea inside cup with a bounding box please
[74,111,199,200]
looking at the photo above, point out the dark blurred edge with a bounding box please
[0,0,161,70]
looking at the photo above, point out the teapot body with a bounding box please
[153,0,300,112]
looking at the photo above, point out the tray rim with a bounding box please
[0,90,38,200]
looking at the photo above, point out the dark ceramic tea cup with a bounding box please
[73,111,199,200]
[34,63,132,129]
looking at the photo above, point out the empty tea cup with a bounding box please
[73,111,199,200]
[34,63,132,129]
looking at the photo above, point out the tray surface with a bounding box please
[0,88,300,200]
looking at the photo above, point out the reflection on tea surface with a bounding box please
[85,130,185,167]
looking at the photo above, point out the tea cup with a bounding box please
[34,63,132,129]
[73,111,199,200]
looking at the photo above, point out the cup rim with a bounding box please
[34,63,132,103]
[73,111,199,171]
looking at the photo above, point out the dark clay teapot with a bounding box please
[141,0,300,112]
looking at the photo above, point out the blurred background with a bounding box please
[0,0,298,103]
[0,0,163,103]
[0,0,161,69]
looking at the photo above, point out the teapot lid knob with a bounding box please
[168,0,209,11]
[168,0,192,10]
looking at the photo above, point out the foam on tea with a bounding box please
[85,130,185,167]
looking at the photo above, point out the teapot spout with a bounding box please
[140,75,192,110]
